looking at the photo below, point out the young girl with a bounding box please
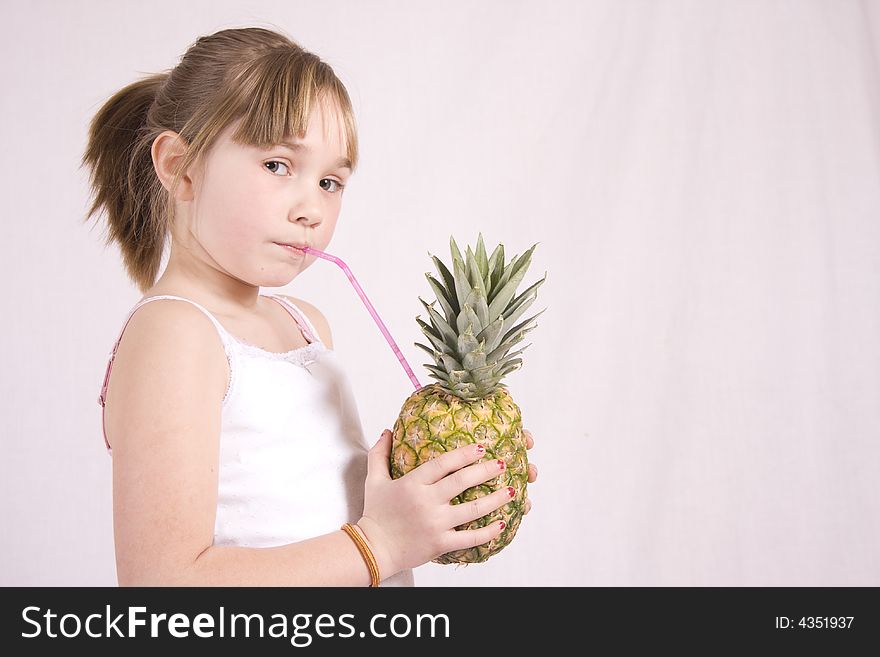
[83,26,537,586]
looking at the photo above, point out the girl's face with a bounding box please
[183,100,351,290]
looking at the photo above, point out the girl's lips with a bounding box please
[276,242,307,256]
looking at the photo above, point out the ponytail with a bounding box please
[81,72,171,293]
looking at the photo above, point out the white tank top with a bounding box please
[98,293,414,587]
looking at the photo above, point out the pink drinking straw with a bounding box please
[298,245,423,391]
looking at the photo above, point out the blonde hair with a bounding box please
[80,26,359,293]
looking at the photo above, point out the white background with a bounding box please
[1,0,878,585]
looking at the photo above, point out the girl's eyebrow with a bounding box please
[275,141,352,171]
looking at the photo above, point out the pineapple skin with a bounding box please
[390,382,528,564]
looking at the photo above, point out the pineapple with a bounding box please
[390,233,546,564]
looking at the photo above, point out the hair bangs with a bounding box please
[227,51,358,171]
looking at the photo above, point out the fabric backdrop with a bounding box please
[1,0,877,585]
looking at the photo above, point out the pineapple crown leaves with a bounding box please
[414,232,547,399]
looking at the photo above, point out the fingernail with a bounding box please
[498,521,506,530]
[507,486,515,498]
[476,444,485,454]
[496,459,506,470]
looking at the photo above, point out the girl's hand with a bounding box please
[523,428,538,515]
[357,430,511,579]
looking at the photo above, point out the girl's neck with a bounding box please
[145,275,263,318]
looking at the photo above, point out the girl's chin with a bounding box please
[267,264,308,286]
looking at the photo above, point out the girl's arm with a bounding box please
[186,529,387,586]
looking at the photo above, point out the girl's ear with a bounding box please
[151,130,195,201]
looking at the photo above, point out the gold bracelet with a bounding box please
[341,522,380,587]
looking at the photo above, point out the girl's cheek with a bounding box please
[212,212,257,247]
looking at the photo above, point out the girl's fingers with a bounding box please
[528,462,538,483]
[435,457,506,501]
[524,429,534,450]
[449,485,515,528]
[443,518,506,553]
[406,442,486,485]
[366,430,393,482]
[524,498,532,515]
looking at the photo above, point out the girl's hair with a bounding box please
[81,26,359,293]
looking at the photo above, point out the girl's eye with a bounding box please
[265,161,345,194]
[320,178,345,193]
[265,160,290,176]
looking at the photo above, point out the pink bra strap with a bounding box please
[97,300,148,454]
[265,295,319,344]
[98,297,169,411]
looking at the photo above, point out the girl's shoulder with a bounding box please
[125,295,225,346]
[107,298,230,407]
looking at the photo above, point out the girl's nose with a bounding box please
[294,213,321,227]
[291,200,322,227]
[287,174,330,228]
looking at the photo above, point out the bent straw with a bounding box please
[298,246,423,391]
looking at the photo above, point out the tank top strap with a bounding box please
[98,295,235,455]
[263,294,321,344]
